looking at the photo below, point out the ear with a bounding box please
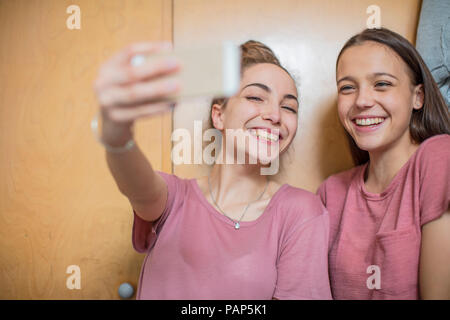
[211,103,225,130]
[413,84,424,110]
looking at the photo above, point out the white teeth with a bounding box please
[248,129,279,142]
[355,118,384,126]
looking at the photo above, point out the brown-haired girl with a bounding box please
[318,28,450,299]
[93,40,332,299]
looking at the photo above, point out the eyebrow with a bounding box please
[337,72,399,84]
[242,83,271,92]
[284,94,299,105]
[336,76,354,85]
[242,83,299,105]
[373,72,398,80]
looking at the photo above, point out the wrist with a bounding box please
[91,111,136,153]
[100,113,134,147]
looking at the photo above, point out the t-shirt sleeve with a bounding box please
[273,199,333,300]
[131,171,181,254]
[419,135,450,226]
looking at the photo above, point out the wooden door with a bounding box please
[0,0,172,299]
[172,0,421,192]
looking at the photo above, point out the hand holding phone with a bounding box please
[93,41,241,127]
[130,42,241,101]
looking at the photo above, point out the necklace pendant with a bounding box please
[234,222,240,230]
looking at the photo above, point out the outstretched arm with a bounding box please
[93,42,180,222]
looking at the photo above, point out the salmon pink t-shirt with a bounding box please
[317,134,450,299]
[132,172,332,300]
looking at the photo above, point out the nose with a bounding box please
[355,86,375,109]
[261,102,281,123]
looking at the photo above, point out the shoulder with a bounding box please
[412,135,450,173]
[275,184,328,224]
[410,135,450,185]
[272,185,330,245]
[317,165,363,198]
[155,171,194,199]
[156,171,183,183]
[156,171,191,186]
[415,134,450,159]
[281,184,322,207]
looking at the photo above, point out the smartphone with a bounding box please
[130,42,241,101]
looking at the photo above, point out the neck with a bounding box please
[366,132,419,193]
[209,163,268,206]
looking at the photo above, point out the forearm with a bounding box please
[92,41,178,221]
[105,142,158,202]
[102,116,165,207]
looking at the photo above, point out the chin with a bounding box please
[245,150,280,165]
[353,136,388,153]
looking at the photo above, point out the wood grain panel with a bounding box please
[0,0,172,299]
[173,0,421,191]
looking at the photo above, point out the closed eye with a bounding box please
[339,85,355,93]
[375,81,392,88]
[282,106,297,114]
[246,96,263,102]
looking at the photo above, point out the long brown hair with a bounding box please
[336,28,450,165]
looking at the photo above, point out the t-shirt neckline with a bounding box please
[358,146,419,201]
[190,178,289,229]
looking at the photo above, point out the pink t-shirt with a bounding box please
[317,134,450,299]
[132,172,332,300]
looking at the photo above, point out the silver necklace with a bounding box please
[207,172,269,230]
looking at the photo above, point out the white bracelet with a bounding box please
[90,112,136,153]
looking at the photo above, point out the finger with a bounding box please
[108,102,175,123]
[105,41,172,68]
[97,78,180,108]
[97,57,181,88]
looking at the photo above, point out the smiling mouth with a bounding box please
[248,128,280,142]
[353,117,386,127]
